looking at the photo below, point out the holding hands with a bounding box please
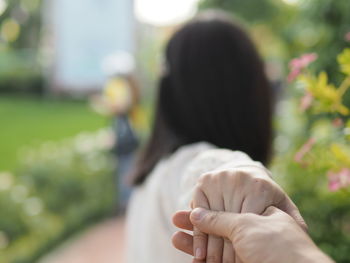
[172,166,311,263]
[173,207,333,263]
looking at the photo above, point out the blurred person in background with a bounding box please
[93,52,140,213]
[125,10,304,263]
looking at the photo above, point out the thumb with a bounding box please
[190,208,239,240]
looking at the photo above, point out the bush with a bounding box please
[0,129,116,263]
[272,49,350,262]
[0,70,44,94]
[0,50,44,94]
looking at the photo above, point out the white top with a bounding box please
[126,142,263,263]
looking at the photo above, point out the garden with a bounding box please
[0,96,115,262]
[0,2,117,261]
[1,0,350,262]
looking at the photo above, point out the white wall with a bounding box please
[47,0,134,93]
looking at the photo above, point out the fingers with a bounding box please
[172,231,193,256]
[204,186,225,263]
[203,185,225,263]
[192,188,209,261]
[173,210,193,231]
[223,239,235,263]
[235,255,243,263]
[190,208,238,241]
[193,227,207,260]
[241,194,271,215]
[206,235,223,262]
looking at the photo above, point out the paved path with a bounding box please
[40,217,126,263]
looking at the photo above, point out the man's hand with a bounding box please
[172,207,334,263]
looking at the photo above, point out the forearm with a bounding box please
[297,247,334,263]
[251,236,334,263]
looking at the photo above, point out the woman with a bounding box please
[126,11,303,263]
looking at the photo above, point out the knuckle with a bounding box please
[210,173,221,184]
[193,231,207,243]
[234,170,250,178]
[194,182,202,191]
[218,170,238,183]
[230,170,250,184]
[198,172,213,184]
[198,172,223,186]
[252,177,271,191]
[217,170,231,178]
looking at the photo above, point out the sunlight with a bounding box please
[135,0,200,26]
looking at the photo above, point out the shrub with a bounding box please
[273,48,350,262]
[0,129,116,263]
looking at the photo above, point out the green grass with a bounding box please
[0,95,108,171]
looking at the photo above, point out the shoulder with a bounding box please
[136,142,214,188]
[183,148,254,178]
[169,142,216,166]
[189,148,252,167]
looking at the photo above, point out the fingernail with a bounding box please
[191,208,206,222]
[195,248,203,259]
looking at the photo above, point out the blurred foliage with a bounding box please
[272,48,350,262]
[199,0,350,83]
[0,0,43,49]
[274,153,350,263]
[0,50,43,93]
[199,0,281,23]
[0,129,116,263]
[282,0,350,87]
[0,0,44,93]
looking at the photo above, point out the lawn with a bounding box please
[0,95,108,171]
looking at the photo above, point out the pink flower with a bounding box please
[299,92,314,112]
[294,138,316,164]
[327,168,350,192]
[287,68,301,83]
[288,53,318,83]
[290,53,318,69]
[345,32,350,42]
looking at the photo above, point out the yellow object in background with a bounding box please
[130,105,148,133]
[104,77,132,112]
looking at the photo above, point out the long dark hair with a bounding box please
[131,11,273,185]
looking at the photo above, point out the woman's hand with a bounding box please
[186,166,306,262]
[172,207,332,263]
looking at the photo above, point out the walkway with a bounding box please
[39,217,126,263]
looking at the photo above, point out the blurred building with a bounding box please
[44,0,135,94]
